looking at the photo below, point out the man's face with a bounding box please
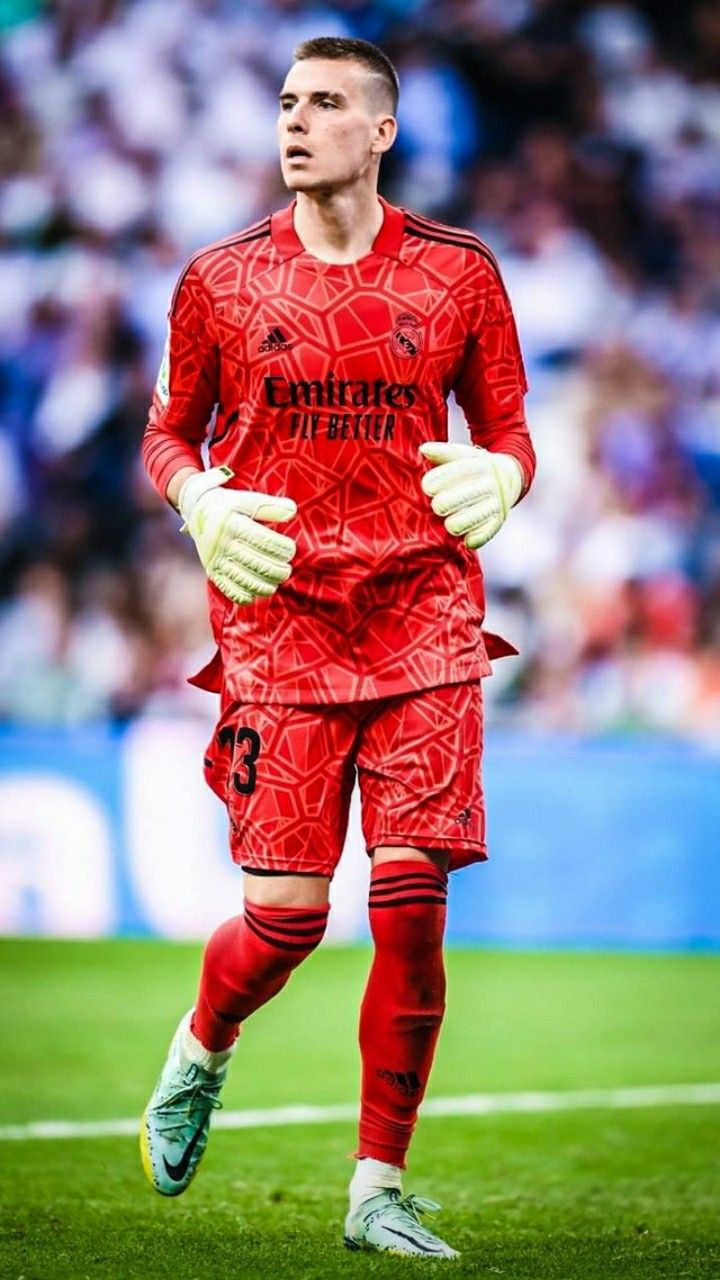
[277,58,394,193]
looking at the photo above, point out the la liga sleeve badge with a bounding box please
[155,328,171,406]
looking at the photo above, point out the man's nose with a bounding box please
[287,105,308,132]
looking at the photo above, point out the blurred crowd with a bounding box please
[1,0,719,739]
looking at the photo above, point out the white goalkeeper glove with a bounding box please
[178,466,297,606]
[419,441,524,550]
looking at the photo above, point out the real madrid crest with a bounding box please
[391,311,423,358]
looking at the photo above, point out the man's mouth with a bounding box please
[286,146,311,160]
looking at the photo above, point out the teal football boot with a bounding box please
[140,1014,226,1196]
[344,1190,459,1258]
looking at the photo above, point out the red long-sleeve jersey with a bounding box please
[142,198,536,703]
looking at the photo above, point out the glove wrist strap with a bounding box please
[178,466,234,529]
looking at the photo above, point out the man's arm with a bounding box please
[452,255,535,495]
[141,262,220,504]
[419,256,535,549]
[142,263,297,605]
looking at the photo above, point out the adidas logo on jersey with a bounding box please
[259,326,294,353]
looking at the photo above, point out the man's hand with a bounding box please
[419,441,524,550]
[178,466,297,606]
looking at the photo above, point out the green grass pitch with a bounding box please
[1,939,718,1279]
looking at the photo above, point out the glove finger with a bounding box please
[230,491,297,524]
[224,512,296,561]
[208,569,255,606]
[210,555,285,599]
[465,515,504,549]
[252,498,297,525]
[419,441,476,466]
[421,455,492,497]
[222,540,294,586]
[221,535,294,581]
[223,531,295,574]
[431,478,496,518]
[445,499,500,538]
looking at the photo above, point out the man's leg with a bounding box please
[141,873,329,1196]
[344,847,458,1257]
[345,681,486,1256]
[192,872,330,1052]
[141,697,356,1196]
[356,846,447,1169]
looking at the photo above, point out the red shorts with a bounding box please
[203,682,486,877]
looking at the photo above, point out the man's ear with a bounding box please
[371,115,397,156]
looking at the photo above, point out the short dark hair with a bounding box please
[293,36,399,114]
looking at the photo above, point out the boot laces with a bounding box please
[154,1077,223,1138]
[369,1191,444,1242]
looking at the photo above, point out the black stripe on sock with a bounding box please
[243,913,322,952]
[370,871,447,888]
[370,886,447,901]
[370,894,447,907]
[369,895,448,910]
[370,877,447,897]
[244,907,327,939]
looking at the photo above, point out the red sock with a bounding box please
[357,860,448,1168]
[192,902,329,1051]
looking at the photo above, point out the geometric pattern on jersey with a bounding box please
[203,680,486,875]
[143,199,535,703]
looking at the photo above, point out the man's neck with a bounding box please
[293,188,384,265]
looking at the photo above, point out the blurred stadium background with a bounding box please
[1,0,719,947]
[1,6,719,1278]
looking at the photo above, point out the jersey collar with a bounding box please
[271,196,405,262]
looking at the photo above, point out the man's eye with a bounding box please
[319,99,337,109]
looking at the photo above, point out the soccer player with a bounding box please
[140,36,535,1258]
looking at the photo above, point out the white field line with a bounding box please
[2,1082,720,1143]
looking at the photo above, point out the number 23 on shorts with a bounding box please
[217,724,262,796]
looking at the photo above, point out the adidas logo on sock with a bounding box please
[376,1068,421,1095]
[259,326,294,353]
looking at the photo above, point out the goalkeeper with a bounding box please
[140,34,535,1261]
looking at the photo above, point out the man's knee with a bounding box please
[201,896,330,1026]
[242,870,331,908]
